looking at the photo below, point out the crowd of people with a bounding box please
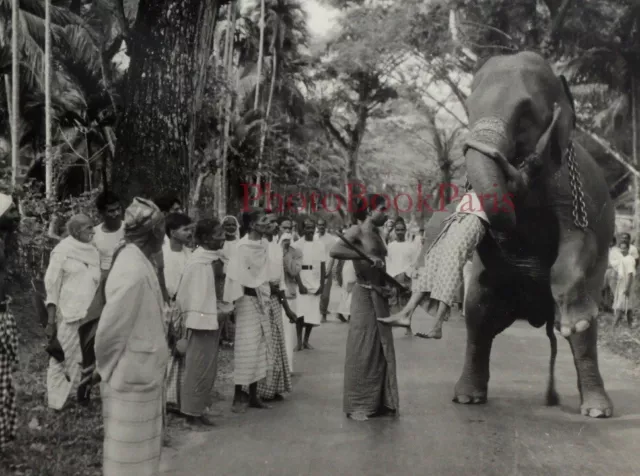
[0,189,416,474]
[0,182,507,476]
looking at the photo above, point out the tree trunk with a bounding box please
[632,76,640,245]
[254,0,265,190]
[45,0,53,197]
[11,0,19,188]
[112,0,212,206]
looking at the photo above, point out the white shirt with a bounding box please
[386,240,420,277]
[162,240,192,299]
[609,247,623,269]
[294,238,325,293]
[616,254,636,280]
[93,223,124,271]
[316,233,338,263]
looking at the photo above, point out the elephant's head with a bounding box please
[463,51,576,232]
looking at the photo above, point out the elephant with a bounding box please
[445,51,614,418]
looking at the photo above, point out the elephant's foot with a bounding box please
[580,389,613,418]
[453,380,488,405]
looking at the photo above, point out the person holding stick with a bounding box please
[329,194,400,421]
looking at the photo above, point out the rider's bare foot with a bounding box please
[303,342,314,350]
[377,312,411,328]
[295,343,303,352]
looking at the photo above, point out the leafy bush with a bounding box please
[14,186,100,283]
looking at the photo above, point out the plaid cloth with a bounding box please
[255,296,292,399]
[165,303,186,409]
[0,309,18,447]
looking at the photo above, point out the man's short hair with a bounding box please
[165,213,192,238]
[95,191,121,213]
[154,193,182,213]
[194,218,221,244]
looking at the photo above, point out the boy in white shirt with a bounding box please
[92,191,124,275]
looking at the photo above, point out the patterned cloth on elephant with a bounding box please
[413,193,488,309]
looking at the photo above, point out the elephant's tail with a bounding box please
[545,317,560,406]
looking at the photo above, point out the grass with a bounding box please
[0,291,235,476]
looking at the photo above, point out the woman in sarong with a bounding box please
[87,198,169,476]
[44,214,101,410]
[330,194,399,421]
[224,208,273,413]
[0,193,20,448]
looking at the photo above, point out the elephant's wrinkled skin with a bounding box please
[435,52,614,418]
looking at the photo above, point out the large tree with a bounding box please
[112,0,222,206]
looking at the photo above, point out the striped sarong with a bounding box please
[254,296,291,399]
[343,283,399,417]
[233,295,272,386]
[101,382,163,476]
[47,317,82,410]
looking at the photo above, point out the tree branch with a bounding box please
[322,115,350,150]
[578,126,640,177]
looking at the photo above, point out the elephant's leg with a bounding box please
[550,230,600,337]
[566,323,613,418]
[454,257,515,404]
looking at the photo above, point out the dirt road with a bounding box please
[160,313,640,475]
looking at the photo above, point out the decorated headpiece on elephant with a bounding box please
[435,51,614,418]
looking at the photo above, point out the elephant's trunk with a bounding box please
[465,149,516,232]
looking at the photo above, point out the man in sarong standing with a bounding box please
[224,209,273,412]
[253,212,293,401]
[330,194,399,421]
[293,218,326,350]
[91,198,169,476]
[175,219,227,426]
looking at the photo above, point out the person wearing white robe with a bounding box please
[224,209,273,412]
[316,219,338,321]
[386,218,421,334]
[175,218,227,426]
[90,198,169,476]
[279,233,301,373]
[613,241,637,328]
[45,215,101,410]
[293,218,326,350]
[220,216,240,347]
